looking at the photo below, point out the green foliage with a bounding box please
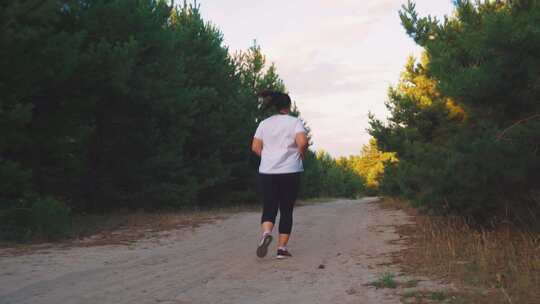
[429,291,446,301]
[341,139,397,193]
[371,1,540,223]
[1,197,71,241]
[0,160,32,203]
[300,150,365,199]
[0,0,259,212]
[370,272,398,289]
[0,207,32,241]
[234,40,288,123]
[30,198,72,240]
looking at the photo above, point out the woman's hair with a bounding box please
[258,90,291,111]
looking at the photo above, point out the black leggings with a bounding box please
[259,172,301,234]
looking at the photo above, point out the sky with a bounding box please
[199,0,455,157]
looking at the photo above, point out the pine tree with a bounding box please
[344,139,397,191]
[371,1,540,222]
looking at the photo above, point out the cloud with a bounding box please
[284,63,393,98]
[259,0,404,97]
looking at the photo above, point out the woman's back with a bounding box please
[254,114,305,174]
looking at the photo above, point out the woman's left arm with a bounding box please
[251,138,263,157]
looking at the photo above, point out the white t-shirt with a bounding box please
[254,114,306,174]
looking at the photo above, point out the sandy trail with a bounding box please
[0,198,411,304]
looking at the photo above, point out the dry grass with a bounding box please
[383,198,540,304]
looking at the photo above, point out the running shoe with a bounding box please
[256,234,273,258]
[276,248,292,259]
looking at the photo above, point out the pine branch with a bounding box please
[497,113,540,141]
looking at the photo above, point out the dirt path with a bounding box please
[0,198,412,304]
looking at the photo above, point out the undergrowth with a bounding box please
[383,198,540,304]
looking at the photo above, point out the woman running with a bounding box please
[251,90,308,259]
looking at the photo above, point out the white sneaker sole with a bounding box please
[256,235,272,258]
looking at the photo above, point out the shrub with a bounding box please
[0,204,33,241]
[30,198,72,240]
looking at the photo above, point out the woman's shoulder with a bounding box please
[286,115,303,124]
[257,116,274,130]
[259,116,273,125]
[260,115,300,126]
